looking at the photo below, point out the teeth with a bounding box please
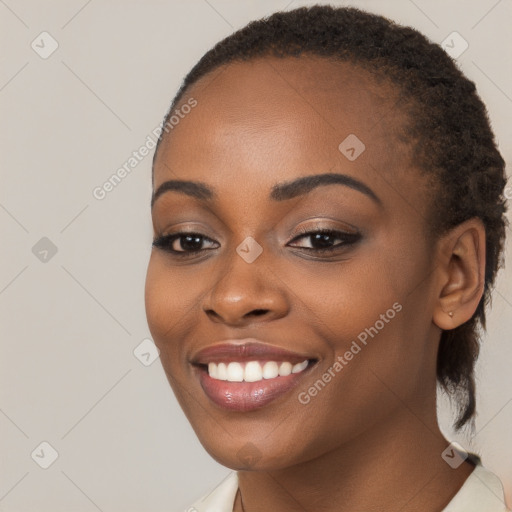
[278,362,292,376]
[244,361,262,382]
[206,360,309,382]
[217,362,227,380]
[292,360,308,373]
[226,362,244,382]
[262,361,279,379]
[208,362,218,379]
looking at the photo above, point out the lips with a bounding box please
[190,339,317,412]
[192,340,313,365]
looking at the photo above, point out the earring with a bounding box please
[448,311,454,317]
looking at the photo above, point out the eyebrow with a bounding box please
[151,172,381,208]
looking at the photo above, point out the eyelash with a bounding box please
[152,228,361,258]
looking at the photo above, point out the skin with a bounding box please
[145,56,486,512]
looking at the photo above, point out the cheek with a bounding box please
[280,264,428,458]
[144,256,198,354]
[291,256,404,346]
[144,258,169,343]
[293,245,433,391]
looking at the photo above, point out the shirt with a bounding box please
[183,462,510,512]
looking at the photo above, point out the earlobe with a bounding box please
[432,218,486,331]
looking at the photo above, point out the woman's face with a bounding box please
[145,56,443,470]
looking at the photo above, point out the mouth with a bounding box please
[190,339,318,412]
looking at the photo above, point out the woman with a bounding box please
[145,5,509,511]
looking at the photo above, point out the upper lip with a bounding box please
[191,338,316,365]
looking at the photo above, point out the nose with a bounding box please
[202,246,289,326]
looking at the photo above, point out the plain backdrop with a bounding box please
[1,0,511,510]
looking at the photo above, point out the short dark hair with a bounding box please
[153,4,508,430]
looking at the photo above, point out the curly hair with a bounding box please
[152,5,508,430]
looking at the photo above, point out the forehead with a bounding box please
[154,55,417,208]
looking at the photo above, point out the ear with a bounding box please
[432,218,486,330]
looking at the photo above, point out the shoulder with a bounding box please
[442,462,510,512]
[180,472,238,512]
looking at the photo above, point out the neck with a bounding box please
[235,407,475,512]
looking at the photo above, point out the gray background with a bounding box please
[1,0,511,510]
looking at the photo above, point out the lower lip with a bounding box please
[197,365,312,412]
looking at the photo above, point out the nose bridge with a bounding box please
[203,237,287,324]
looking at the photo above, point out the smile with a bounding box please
[191,339,318,411]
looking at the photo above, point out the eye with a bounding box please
[287,228,361,253]
[152,232,219,256]
[152,227,361,258]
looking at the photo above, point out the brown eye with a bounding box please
[288,229,361,252]
[152,232,219,256]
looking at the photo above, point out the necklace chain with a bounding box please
[236,488,245,512]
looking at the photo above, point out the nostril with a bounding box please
[250,309,268,317]
[204,309,222,321]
